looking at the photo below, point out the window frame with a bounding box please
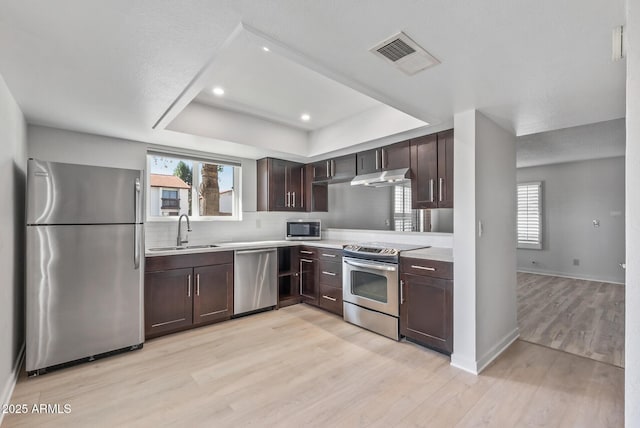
[146,153,242,223]
[517,181,542,250]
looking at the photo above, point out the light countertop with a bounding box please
[401,247,453,263]
[145,239,349,257]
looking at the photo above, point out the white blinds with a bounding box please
[393,185,412,231]
[517,182,542,249]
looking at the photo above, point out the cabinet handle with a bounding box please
[300,258,313,263]
[326,160,330,177]
[285,191,289,207]
[375,150,380,170]
[429,179,434,202]
[400,279,404,304]
[187,274,191,297]
[299,260,303,295]
[292,191,296,208]
[300,250,313,254]
[381,148,386,168]
[411,265,436,271]
[322,295,337,302]
[439,178,444,202]
[196,273,200,296]
[322,271,336,276]
[360,157,364,170]
[331,159,335,177]
[321,253,336,258]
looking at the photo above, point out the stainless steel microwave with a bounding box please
[286,219,321,240]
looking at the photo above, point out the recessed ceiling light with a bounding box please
[262,46,270,52]
[301,113,311,122]
[212,87,225,96]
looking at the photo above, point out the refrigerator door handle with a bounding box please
[134,177,141,269]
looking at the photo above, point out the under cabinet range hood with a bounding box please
[350,167,410,187]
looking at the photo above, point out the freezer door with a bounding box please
[27,159,143,225]
[26,224,144,372]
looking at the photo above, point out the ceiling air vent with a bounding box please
[370,32,439,76]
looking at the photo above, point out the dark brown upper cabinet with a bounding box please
[356,140,411,175]
[257,158,305,212]
[411,130,454,209]
[304,164,328,212]
[310,154,356,183]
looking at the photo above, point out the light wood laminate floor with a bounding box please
[517,272,625,367]
[6,305,623,427]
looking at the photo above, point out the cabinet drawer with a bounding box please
[318,283,343,316]
[146,251,234,272]
[400,257,453,280]
[298,246,318,259]
[318,260,342,288]
[317,248,342,262]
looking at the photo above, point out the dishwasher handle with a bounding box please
[235,248,277,255]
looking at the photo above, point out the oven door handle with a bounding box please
[344,258,397,272]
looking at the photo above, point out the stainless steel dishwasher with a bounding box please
[234,248,278,315]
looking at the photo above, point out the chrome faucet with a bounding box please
[177,214,192,246]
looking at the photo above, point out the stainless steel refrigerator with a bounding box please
[26,159,144,374]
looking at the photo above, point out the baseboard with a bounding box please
[450,329,519,375]
[0,343,25,426]
[450,353,479,375]
[517,269,625,285]
[476,328,520,374]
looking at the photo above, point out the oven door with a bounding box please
[343,257,399,317]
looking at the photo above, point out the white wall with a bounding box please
[167,102,309,158]
[452,110,518,374]
[517,157,625,283]
[474,112,518,370]
[28,125,146,170]
[451,110,478,372]
[308,104,427,157]
[626,0,640,425]
[0,75,27,422]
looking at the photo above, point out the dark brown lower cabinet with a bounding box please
[298,246,343,315]
[193,264,233,325]
[145,252,233,339]
[144,267,193,337]
[400,257,453,354]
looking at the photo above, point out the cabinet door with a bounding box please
[356,149,380,175]
[299,258,318,305]
[330,154,357,182]
[269,158,289,211]
[144,267,193,338]
[411,134,438,209]
[193,264,233,325]
[400,273,453,354]
[437,130,454,208]
[381,140,410,170]
[288,162,305,211]
[311,160,330,181]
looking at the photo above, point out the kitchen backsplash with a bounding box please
[145,211,453,248]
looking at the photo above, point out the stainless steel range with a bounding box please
[342,242,428,340]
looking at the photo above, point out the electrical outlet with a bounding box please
[573,258,580,266]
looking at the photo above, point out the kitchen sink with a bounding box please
[147,244,219,252]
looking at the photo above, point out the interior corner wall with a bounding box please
[451,110,478,372]
[0,74,27,418]
[626,0,640,425]
[474,112,518,371]
[517,157,626,284]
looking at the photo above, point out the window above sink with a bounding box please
[146,151,242,222]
